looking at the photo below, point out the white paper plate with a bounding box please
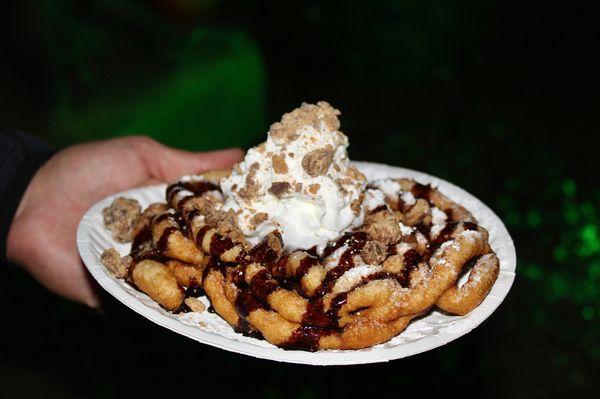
[77,161,516,365]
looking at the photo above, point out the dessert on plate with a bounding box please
[101,101,500,351]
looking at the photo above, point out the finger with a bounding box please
[10,212,101,308]
[134,138,243,181]
[169,147,244,173]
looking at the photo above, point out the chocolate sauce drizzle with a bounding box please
[319,232,368,294]
[370,204,388,214]
[166,181,219,208]
[411,183,433,202]
[124,177,481,350]
[400,249,423,286]
[282,269,406,351]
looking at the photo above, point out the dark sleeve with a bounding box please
[0,130,55,263]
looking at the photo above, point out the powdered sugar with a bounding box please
[370,179,402,198]
[363,188,387,212]
[323,245,348,270]
[332,265,384,294]
[370,179,416,207]
[460,230,481,242]
[396,242,415,255]
[429,207,448,239]
[399,222,415,236]
[400,191,416,206]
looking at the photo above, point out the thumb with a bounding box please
[138,138,244,181]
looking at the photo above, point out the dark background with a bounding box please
[1,1,599,397]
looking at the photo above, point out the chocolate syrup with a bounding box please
[415,222,432,236]
[171,302,192,314]
[282,270,404,350]
[317,232,367,296]
[129,223,166,264]
[248,241,279,267]
[185,209,201,225]
[153,213,171,224]
[301,298,332,327]
[400,249,422,287]
[209,234,236,256]
[195,225,212,247]
[157,226,178,252]
[464,221,478,231]
[234,318,264,340]
[127,176,484,350]
[132,223,152,250]
[322,231,364,258]
[166,181,219,207]
[411,183,433,202]
[176,196,194,212]
[423,221,479,261]
[249,269,279,301]
[235,289,268,318]
[295,255,319,280]
[196,224,239,264]
[125,262,139,287]
[281,325,335,352]
[370,205,388,214]
[360,270,401,287]
[269,255,289,280]
[225,232,370,339]
[396,196,406,212]
[174,212,188,235]
[153,212,182,230]
[306,246,319,257]
[326,292,349,320]
[301,269,400,329]
[438,221,476,244]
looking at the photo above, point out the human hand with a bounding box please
[6,136,243,307]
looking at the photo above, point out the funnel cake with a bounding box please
[101,102,499,351]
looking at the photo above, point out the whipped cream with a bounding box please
[370,178,416,206]
[220,102,366,252]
